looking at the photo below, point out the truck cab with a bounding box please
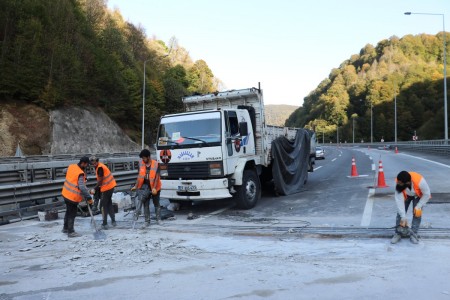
[156,106,258,208]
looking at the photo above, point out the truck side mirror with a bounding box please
[239,122,248,136]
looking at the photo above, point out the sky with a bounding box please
[107,0,449,106]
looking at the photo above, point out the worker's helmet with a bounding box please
[139,149,151,158]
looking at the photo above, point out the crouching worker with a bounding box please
[131,149,162,226]
[89,156,117,230]
[61,156,92,238]
[391,171,431,244]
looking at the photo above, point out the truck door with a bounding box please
[224,111,241,173]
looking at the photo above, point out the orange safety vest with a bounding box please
[61,164,86,202]
[402,172,424,199]
[136,159,161,191]
[95,162,116,192]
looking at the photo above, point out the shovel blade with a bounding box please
[93,230,106,240]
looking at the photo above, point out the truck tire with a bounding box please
[234,169,261,209]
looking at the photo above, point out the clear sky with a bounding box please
[107,0,449,106]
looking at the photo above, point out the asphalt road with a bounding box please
[163,145,450,232]
[2,146,450,300]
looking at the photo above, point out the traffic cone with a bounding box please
[350,157,359,177]
[376,160,388,188]
[395,147,399,154]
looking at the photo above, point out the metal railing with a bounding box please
[327,140,450,156]
[0,152,141,221]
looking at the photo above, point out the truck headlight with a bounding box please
[159,165,168,177]
[209,162,222,176]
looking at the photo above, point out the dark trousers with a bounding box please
[138,185,160,223]
[63,198,79,233]
[395,196,421,234]
[100,188,115,225]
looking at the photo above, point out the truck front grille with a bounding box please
[167,162,210,179]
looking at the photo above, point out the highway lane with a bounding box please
[168,146,450,231]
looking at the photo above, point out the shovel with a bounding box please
[132,196,143,230]
[86,199,106,240]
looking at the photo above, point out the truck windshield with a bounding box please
[157,112,221,148]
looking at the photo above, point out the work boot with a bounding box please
[101,224,108,230]
[68,232,81,238]
[62,228,68,233]
[390,233,402,244]
[410,235,419,244]
[111,221,117,227]
[145,222,150,227]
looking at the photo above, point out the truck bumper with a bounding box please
[161,178,232,201]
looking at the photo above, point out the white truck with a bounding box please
[155,86,315,209]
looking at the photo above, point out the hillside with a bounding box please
[0,102,140,157]
[286,33,449,142]
[0,0,218,149]
[265,105,299,127]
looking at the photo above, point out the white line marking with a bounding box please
[332,158,337,162]
[400,153,450,169]
[314,166,323,171]
[361,188,375,227]
[191,204,234,223]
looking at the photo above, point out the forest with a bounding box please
[0,0,218,145]
[286,33,449,143]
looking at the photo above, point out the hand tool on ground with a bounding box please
[86,197,106,240]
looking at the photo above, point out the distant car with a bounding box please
[315,146,325,159]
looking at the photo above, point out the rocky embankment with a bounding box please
[0,103,140,156]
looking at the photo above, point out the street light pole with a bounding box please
[405,12,448,142]
[142,60,148,149]
[395,91,397,144]
[352,117,355,144]
[370,101,373,144]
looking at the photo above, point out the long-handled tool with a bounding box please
[86,198,106,240]
[132,193,143,230]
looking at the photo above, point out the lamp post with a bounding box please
[405,12,447,142]
[394,88,397,144]
[370,101,373,144]
[351,113,358,144]
[142,59,148,149]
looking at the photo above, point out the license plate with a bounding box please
[178,185,197,192]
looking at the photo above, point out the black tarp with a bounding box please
[271,129,311,195]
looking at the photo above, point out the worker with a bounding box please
[391,171,431,244]
[61,156,92,238]
[131,149,162,226]
[89,156,117,229]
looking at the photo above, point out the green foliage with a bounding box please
[0,0,217,144]
[286,33,449,142]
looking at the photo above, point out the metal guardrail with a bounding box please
[327,140,450,156]
[0,153,141,221]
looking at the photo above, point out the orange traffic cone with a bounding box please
[376,160,388,188]
[350,157,359,177]
[395,147,399,154]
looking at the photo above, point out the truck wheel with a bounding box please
[234,169,261,209]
